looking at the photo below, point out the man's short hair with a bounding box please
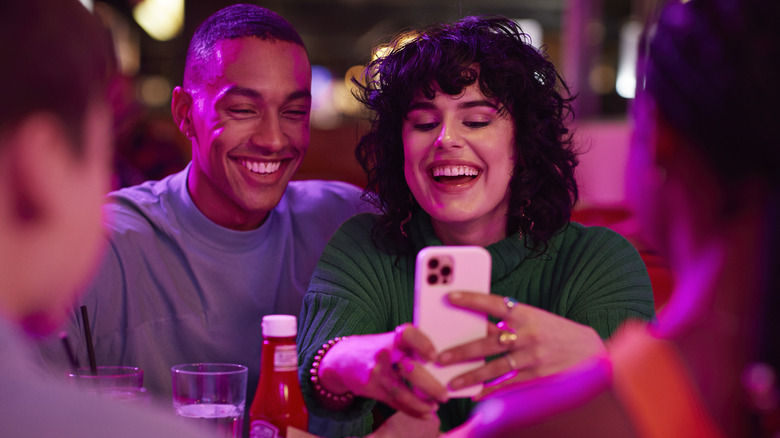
[183,4,306,89]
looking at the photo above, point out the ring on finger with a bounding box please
[391,356,415,376]
[497,322,518,348]
[503,296,518,315]
[387,383,402,399]
[505,353,519,371]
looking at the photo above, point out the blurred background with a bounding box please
[81,0,652,208]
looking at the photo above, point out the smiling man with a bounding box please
[38,4,365,413]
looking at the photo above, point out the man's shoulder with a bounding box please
[102,171,185,234]
[326,212,384,246]
[107,170,183,206]
[282,180,368,216]
[285,179,363,201]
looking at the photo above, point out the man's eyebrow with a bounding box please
[286,89,312,103]
[224,85,261,99]
[223,86,312,103]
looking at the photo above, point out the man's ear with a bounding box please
[2,113,74,226]
[171,86,194,140]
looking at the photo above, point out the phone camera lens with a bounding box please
[427,274,438,285]
[441,266,451,276]
[428,258,439,269]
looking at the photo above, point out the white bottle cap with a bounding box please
[262,314,297,337]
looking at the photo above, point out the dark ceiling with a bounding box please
[99,0,638,120]
[101,0,568,82]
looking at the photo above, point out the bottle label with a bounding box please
[274,344,298,372]
[249,420,279,438]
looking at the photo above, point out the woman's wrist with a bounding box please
[310,336,355,410]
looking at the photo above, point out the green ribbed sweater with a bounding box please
[298,212,655,437]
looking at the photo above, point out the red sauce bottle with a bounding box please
[249,315,309,438]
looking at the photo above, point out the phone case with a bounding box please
[413,246,491,398]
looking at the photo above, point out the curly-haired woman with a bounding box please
[297,16,655,437]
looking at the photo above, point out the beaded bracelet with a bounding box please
[310,336,355,410]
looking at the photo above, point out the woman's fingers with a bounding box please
[438,323,524,365]
[446,348,539,391]
[446,291,522,320]
[383,382,439,418]
[439,292,607,393]
[394,323,437,362]
[356,328,450,418]
[375,350,440,417]
[395,356,449,404]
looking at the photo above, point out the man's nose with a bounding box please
[250,112,286,151]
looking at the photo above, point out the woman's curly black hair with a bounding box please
[353,15,578,254]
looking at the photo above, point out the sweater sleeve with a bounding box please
[553,225,656,339]
[297,214,402,438]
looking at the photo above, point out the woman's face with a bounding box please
[402,82,517,244]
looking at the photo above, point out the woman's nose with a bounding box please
[434,122,462,149]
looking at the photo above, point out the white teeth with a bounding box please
[241,159,282,174]
[431,165,479,177]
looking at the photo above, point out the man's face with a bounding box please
[182,37,312,230]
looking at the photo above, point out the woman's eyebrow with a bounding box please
[458,100,499,110]
[406,99,499,113]
[407,101,437,112]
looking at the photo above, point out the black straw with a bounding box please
[80,306,97,374]
[59,331,80,372]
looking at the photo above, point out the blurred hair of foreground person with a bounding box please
[297,15,655,437]
[0,0,211,436]
[445,0,780,436]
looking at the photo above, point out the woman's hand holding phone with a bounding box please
[317,326,449,419]
[438,292,607,400]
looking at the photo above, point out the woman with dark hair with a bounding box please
[445,1,780,436]
[297,16,655,437]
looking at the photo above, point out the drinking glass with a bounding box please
[67,365,148,403]
[171,363,248,438]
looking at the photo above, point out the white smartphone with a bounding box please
[413,245,491,398]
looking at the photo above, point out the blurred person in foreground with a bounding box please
[445,0,780,436]
[0,0,212,436]
[297,15,655,437]
[37,3,366,409]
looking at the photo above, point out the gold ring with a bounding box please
[505,354,519,370]
[498,330,518,347]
